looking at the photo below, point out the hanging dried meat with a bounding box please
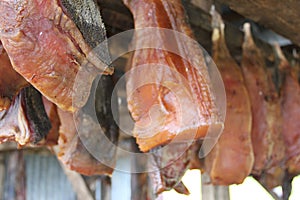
[148,143,191,195]
[56,109,114,176]
[41,97,60,145]
[53,0,119,176]
[241,23,285,180]
[0,86,51,145]
[0,0,113,112]
[256,66,286,190]
[189,140,204,170]
[123,0,221,152]
[204,11,254,185]
[0,42,28,111]
[275,44,300,176]
[56,77,118,176]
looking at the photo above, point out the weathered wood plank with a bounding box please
[218,0,300,46]
[98,0,299,67]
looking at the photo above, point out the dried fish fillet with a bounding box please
[205,13,254,185]
[0,0,112,112]
[0,42,28,110]
[241,23,285,179]
[124,0,221,152]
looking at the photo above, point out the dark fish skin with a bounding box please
[61,0,119,151]
[56,0,119,176]
[22,86,52,143]
[0,86,51,145]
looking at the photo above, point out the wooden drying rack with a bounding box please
[0,0,299,199]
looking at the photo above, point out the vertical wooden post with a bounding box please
[3,151,26,200]
[99,176,111,200]
[60,162,94,200]
[131,139,150,200]
[0,153,5,199]
[201,173,230,200]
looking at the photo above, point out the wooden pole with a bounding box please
[99,176,112,200]
[131,139,149,200]
[60,162,94,200]
[3,151,26,200]
[201,173,230,200]
[0,153,5,199]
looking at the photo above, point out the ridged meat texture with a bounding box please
[241,23,285,177]
[0,0,112,112]
[123,0,221,152]
[205,19,254,185]
[0,42,28,111]
[276,45,300,176]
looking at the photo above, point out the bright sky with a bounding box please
[162,170,300,200]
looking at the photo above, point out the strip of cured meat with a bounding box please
[42,97,60,145]
[54,0,118,176]
[148,143,191,195]
[275,44,300,176]
[131,139,191,197]
[0,86,51,145]
[0,0,113,112]
[123,0,221,152]
[0,42,28,111]
[56,77,118,175]
[255,67,286,189]
[189,140,203,170]
[204,11,254,185]
[241,23,285,177]
[56,109,113,176]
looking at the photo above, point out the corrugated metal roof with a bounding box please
[25,153,76,200]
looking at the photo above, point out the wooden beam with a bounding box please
[217,0,300,46]
[97,0,285,64]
